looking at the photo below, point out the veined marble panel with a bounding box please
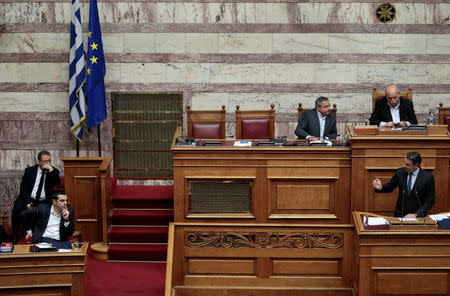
[218,33,272,54]
[0,64,18,82]
[264,64,315,83]
[315,64,358,83]
[1,2,449,25]
[329,33,384,54]
[0,92,68,112]
[186,33,219,53]
[427,34,450,54]
[272,33,329,53]
[155,33,186,53]
[2,33,450,56]
[17,63,65,83]
[210,63,265,83]
[383,34,427,54]
[190,92,446,115]
[5,62,448,84]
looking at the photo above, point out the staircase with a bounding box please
[108,183,174,262]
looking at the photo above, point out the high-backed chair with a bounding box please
[297,103,337,120]
[235,104,275,139]
[438,102,450,132]
[186,105,226,139]
[372,86,412,111]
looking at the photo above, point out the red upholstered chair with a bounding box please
[438,102,450,132]
[297,103,337,120]
[186,105,226,139]
[235,104,275,139]
[372,86,412,112]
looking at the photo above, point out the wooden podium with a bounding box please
[62,157,112,243]
[0,243,88,296]
[353,211,450,296]
[348,127,450,216]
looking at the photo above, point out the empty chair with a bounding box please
[186,105,226,139]
[235,104,275,139]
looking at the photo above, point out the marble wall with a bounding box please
[0,1,449,211]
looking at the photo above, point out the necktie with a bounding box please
[35,171,46,202]
[407,173,413,196]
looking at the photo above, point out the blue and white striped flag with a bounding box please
[69,0,86,141]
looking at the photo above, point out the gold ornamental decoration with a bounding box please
[185,231,343,249]
[375,2,396,23]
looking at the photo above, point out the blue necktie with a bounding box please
[407,173,413,196]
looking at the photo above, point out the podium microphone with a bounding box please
[401,189,406,225]
[414,189,426,225]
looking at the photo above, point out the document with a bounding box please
[367,217,388,226]
[429,214,450,221]
[234,140,252,147]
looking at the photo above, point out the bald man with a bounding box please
[369,85,417,128]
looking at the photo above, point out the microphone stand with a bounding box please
[414,189,427,225]
[401,189,405,225]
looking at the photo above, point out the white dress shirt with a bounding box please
[380,101,410,127]
[31,167,47,200]
[316,110,327,139]
[407,167,420,193]
[42,205,62,240]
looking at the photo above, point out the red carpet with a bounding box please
[108,184,174,261]
[86,251,166,296]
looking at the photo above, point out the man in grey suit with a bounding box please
[294,96,337,140]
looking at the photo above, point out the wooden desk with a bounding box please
[348,128,450,216]
[172,128,352,224]
[353,212,450,296]
[166,222,354,296]
[0,243,88,296]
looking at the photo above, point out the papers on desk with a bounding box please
[35,242,53,249]
[429,214,450,221]
[401,217,418,222]
[367,217,389,226]
[234,140,252,147]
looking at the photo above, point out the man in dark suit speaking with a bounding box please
[20,192,74,244]
[294,96,337,140]
[372,152,435,218]
[369,85,418,128]
[11,150,60,243]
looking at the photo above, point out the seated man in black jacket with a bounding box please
[369,85,418,128]
[20,192,74,244]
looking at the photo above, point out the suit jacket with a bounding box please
[375,167,435,217]
[15,164,60,210]
[294,109,337,139]
[20,203,75,243]
[369,97,418,126]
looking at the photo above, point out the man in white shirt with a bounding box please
[369,85,418,127]
[20,192,74,244]
[11,151,61,243]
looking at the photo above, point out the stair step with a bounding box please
[108,244,167,261]
[109,226,169,243]
[111,209,173,226]
[112,185,174,208]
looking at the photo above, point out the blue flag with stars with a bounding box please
[86,0,107,129]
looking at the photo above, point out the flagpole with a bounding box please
[97,125,101,156]
[76,139,80,157]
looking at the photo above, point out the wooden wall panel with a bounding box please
[272,259,339,276]
[188,259,254,275]
[276,185,330,210]
[376,272,448,295]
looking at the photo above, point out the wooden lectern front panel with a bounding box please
[376,271,448,295]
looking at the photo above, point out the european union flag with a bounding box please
[86,0,107,129]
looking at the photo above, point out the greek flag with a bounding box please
[69,0,86,141]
